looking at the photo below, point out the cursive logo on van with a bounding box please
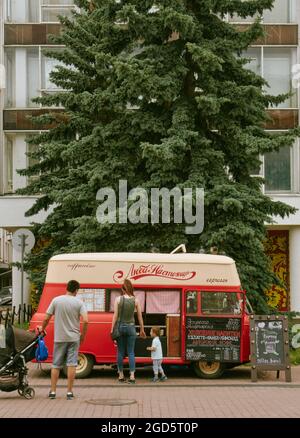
[206,277,228,284]
[67,263,96,271]
[113,263,196,283]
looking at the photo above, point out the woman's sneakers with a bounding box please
[160,375,168,382]
[48,391,56,399]
[66,392,74,400]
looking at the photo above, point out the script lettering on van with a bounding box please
[67,263,96,271]
[113,264,196,282]
[206,277,228,284]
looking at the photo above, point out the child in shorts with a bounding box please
[147,326,167,382]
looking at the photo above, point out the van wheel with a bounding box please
[193,361,225,379]
[63,353,94,379]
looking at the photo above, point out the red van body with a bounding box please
[30,253,251,378]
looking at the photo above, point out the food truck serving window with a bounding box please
[201,291,242,315]
[78,288,105,312]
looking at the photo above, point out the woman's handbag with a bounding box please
[111,324,120,341]
[111,297,125,341]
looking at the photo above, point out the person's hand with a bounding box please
[37,326,46,336]
[146,347,151,351]
[140,330,146,339]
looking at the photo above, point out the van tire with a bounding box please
[63,353,94,379]
[193,361,225,379]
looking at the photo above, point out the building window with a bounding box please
[5,0,74,23]
[41,50,64,91]
[4,138,13,194]
[244,48,261,76]
[26,141,40,185]
[41,0,74,22]
[228,0,296,23]
[4,49,15,108]
[263,0,296,23]
[27,48,40,107]
[264,145,292,192]
[243,47,297,109]
[4,47,65,109]
[264,48,297,109]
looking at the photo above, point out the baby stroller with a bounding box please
[0,324,40,399]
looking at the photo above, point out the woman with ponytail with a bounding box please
[111,279,146,383]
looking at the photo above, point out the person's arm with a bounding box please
[39,299,55,334]
[80,312,88,344]
[147,338,157,351]
[136,300,146,338]
[111,298,119,333]
[40,313,52,334]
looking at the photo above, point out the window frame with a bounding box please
[5,0,75,24]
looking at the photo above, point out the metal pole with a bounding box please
[20,234,27,325]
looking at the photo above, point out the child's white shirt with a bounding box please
[151,336,163,360]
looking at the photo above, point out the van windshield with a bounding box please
[201,291,242,315]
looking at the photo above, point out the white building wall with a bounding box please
[290,228,300,312]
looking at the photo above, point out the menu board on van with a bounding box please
[185,316,241,362]
[250,315,291,382]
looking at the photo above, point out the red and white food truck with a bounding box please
[29,252,252,378]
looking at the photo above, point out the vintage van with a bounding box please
[29,252,252,378]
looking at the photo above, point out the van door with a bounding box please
[166,314,181,357]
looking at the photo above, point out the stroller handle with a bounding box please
[36,326,46,337]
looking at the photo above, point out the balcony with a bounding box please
[4,23,62,45]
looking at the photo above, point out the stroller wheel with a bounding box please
[18,388,24,397]
[23,386,35,399]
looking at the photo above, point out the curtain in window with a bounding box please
[27,48,39,107]
[42,57,59,90]
[109,290,145,312]
[42,0,74,4]
[243,48,261,76]
[265,146,291,192]
[28,0,39,22]
[264,49,293,108]
[146,291,180,314]
[5,138,13,193]
[4,49,15,107]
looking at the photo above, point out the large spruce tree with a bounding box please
[20,0,299,311]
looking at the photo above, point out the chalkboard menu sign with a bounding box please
[185,316,241,362]
[250,315,291,382]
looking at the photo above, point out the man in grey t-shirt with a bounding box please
[41,280,88,400]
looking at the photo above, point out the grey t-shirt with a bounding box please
[46,295,87,342]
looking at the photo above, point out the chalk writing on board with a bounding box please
[185,316,241,362]
[254,320,284,366]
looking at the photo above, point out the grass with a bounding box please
[13,322,30,330]
[290,349,300,365]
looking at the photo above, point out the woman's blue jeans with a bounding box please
[116,323,137,373]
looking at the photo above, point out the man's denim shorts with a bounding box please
[52,341,80,368]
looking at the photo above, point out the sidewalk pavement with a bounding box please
[0,364,300,418]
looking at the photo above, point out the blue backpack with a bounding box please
[35,337,48,362]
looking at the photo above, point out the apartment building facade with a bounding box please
[0,0,300,311]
